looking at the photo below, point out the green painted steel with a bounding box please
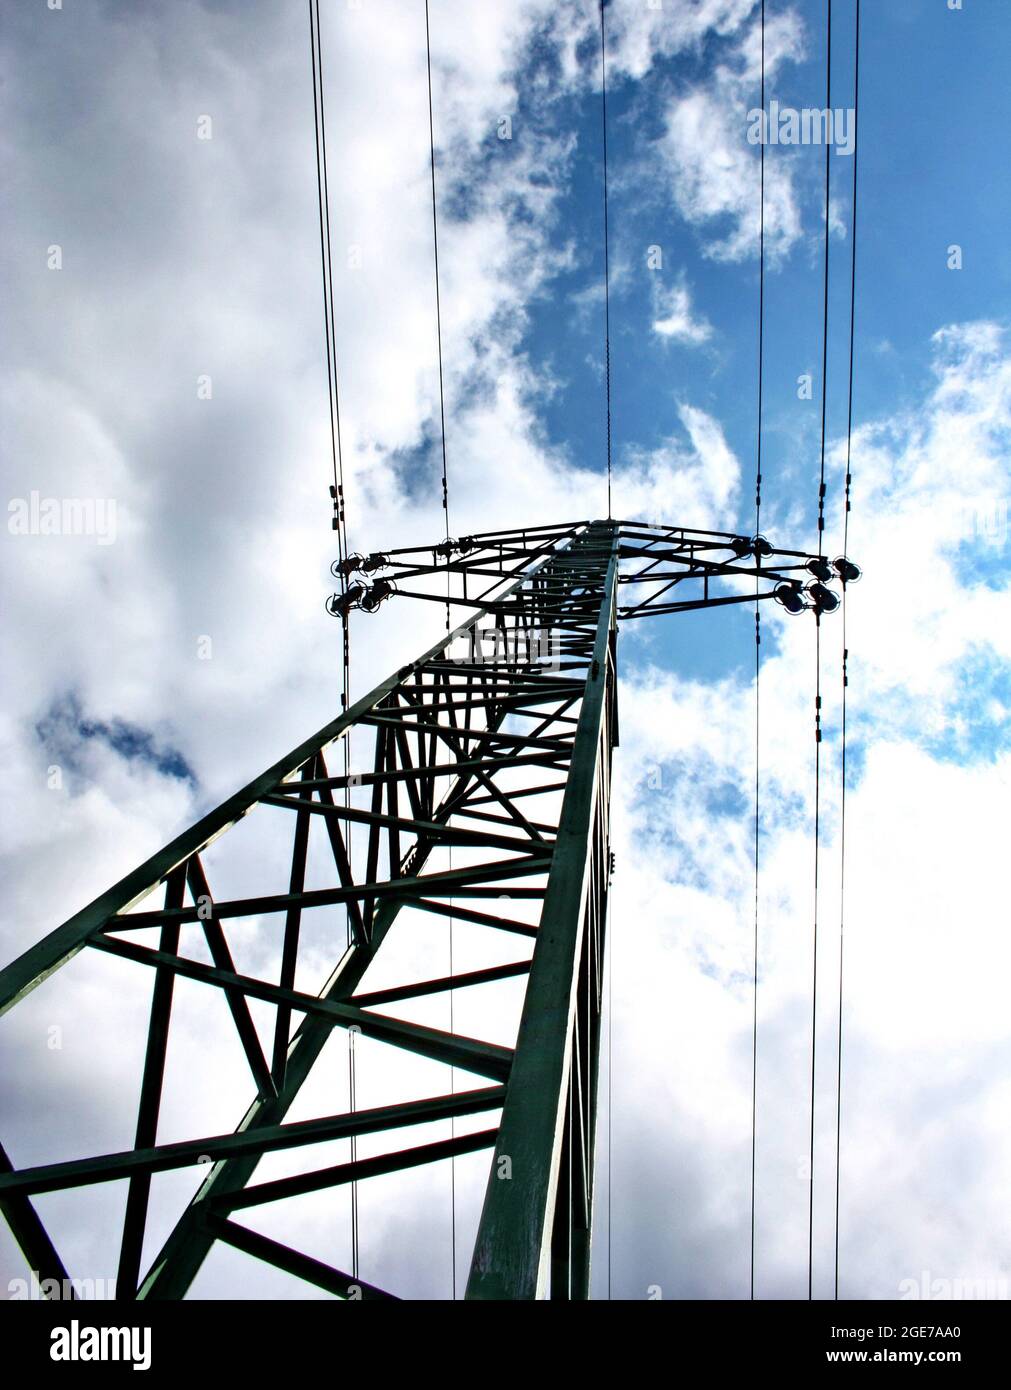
[467,524,618,1299]
[0,530,575,1018]
[0,519,830,1300]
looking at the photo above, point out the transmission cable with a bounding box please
[750,0,766,1303]
[423,0,458,1298]
[607,917,613,1299]
[816,1,833,557]
[835,0,861,1303]
[806,0,828,1301]
[310,0,350,699]
[599,0,613,519]
[309,0,358,1280]
[600,0,615,1291]
[425,1,451,541]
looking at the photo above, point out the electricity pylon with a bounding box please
[0,519,852,1300]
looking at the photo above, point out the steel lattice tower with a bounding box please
[0,518,846,1300]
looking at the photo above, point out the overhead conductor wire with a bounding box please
[808,0,833,1302]
[600,0,615,1300]
[309,0,358,1279]
[751,0,766,1303]
[425,0,452,625]
[424,0,457,1299]
[835,0,861,1303]
[600,0,614,519]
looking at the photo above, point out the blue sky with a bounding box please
[516,1,1011,683]
[1,0,1010,1303]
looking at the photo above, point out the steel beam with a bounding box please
[467,524,617,1299]
[0,518,837,1299]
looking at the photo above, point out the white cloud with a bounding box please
[652,276,713,344]
[602,0,759,83]
[659,8,806,263]
[617,403,740,529]
[602,318,1011,1295]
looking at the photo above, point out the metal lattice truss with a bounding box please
[333,517,851,623]
[0,519,842,1300]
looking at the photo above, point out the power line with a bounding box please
[423,2,457,1295]
[750,0,766,1306]
[449,892,456,1300]
[425,0,451,544]
[816,2,833,556]
[835,0,861,1303]
[347,1026,359,1277]
[599,0,615,1296]
[424,0,453,642]
[309,2,346,559]
[309,0,351,718]
[600,0,616,1284]
[809,0,833,1302]
[310,3,350,615]
[607,903,613,1299]
[600,0,614,1288]
[809,618,823,1301]
[309,0,358,1279]
[599,0,613,520]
